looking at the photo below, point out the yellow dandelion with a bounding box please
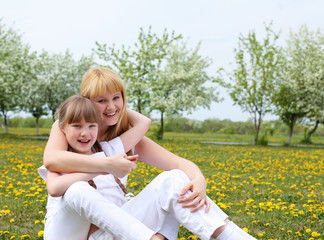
[38,231,44,237]
[311,232,320,237]
[258,232,265,237]
[243,227,248,233]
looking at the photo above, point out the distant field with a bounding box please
[0,128,323,239]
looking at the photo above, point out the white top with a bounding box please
[38,137,128,217]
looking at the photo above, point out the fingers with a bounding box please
[125,154,138,161]
[205,200,211,213]
[181,196,210,212]
[179,182,192,196]
[190,199,206,213]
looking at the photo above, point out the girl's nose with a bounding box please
[80,129,88,137]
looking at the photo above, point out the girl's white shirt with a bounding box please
[38,137,128,218]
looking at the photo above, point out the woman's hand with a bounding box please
[105,154,138,178]
[177,177,210,213]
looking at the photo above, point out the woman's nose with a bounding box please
[106,101,114,110]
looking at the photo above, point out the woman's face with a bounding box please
[91,90,124,128]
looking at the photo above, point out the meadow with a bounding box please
[0,128,323,239]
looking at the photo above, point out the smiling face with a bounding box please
[80,68,129,141]
[62,119,98,155]
[91,90,124,128]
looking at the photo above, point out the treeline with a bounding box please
[163,117,324,137]
[3,116,324,141]
[1,21,217,139]
[1,20,323,145]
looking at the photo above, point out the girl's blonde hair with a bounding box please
[58,95,100,128]
[80,67,130,141]
[57,95,102,152]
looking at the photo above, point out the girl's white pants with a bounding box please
[44,170,228,240]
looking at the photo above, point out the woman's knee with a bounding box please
[167,169,190,182]
[156,169,190,189]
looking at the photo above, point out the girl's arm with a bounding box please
[46,171,101,197]
[44,121,136,177]
[134,136,210,213]
[43,110,150,175]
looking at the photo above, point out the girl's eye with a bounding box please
[72,124,81,128]
[89,124,97,128]
[113,96,120,100]
[98,99,105,103]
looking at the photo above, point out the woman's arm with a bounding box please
[43,121,135,177]
[134,137,210,213]
[119,109,151,153]
[46,171,101,197]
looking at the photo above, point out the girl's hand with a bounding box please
[106,154,137,178]
[177,177,210,213]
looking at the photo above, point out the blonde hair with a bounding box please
[80,67,130,141]
[58,95,100,128]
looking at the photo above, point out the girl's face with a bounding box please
[62,119,98,155]
[91,90,124,128]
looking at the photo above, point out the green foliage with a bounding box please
[37,50,94,119]
[9,117,53,129]
[218,23,283,145]
[151,41,219,139]
[277,26,324,143]
[0,20,35,134]
[95,26,182,113]
[95,28,219,140]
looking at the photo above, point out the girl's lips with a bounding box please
[78,139,91,145]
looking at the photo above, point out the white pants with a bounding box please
[44,170,228,240]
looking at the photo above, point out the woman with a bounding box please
[43,67,256,240]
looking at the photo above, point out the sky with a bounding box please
[1,0,323,121]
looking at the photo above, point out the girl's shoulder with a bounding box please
[100,137,125,156]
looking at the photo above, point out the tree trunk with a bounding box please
[287,114,295,146]
[253,112,262,145]
[253,112,257,145]
[158,111,164,141]
[306,120,319,143]
[136,98,142,113]
[36,117,39,136]
[4,114,9,134]
[52,109,56,122]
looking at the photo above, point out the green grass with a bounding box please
[0,128,323,239]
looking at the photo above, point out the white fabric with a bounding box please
[38,136,230,240]
[228,221,257,240]
[39,137,155,240]
[92,169,228,240]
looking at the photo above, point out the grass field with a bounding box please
[0,128,323,239]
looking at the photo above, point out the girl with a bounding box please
[43,68,257,240]
[39,95,157,239]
